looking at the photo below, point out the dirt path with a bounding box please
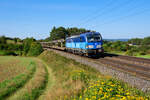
[38,60,55,100]
[6,58,48,100]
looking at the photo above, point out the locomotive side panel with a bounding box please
[65,32,104,55]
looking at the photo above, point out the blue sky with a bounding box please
[0,0,150,39]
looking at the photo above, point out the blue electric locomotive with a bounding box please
[65,32,103,55]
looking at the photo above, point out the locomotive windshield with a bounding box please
[87,33,102,42]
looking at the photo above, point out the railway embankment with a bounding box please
[47,49,150,93]
[39,50,150,99]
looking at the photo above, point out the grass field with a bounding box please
[6,59,48,100]
[109,51,150,59]
[109,51,126,55]
[0,51,7,55]
[136,54,150,59]
[0,56,34,82]
[0,51,150,100]
[6,39,22,44]
[0,56,36,99]
[0,56,48,100]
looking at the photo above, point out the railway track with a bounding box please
[44,48,150,81]
[88,53,150,81]
[95,57,150,81]
[104,53,150,67]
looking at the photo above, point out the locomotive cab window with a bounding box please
[66,39,72,43]
[87,33,102,42]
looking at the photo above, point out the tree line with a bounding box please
[0,26,92,56]
[41,26,93,41]
[128,37,150,45]
[103,36,150,56]
[0,36,43,56]
[1,26,150,57]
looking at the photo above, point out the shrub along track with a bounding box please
[6,58,48,100]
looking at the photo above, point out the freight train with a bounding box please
[41,32,104,56]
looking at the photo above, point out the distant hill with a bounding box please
[104,39,129,42]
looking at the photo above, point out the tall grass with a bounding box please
[6,59,48,100]
[0,61,36,99]
[39,51,104,99]
[20,66,48,100]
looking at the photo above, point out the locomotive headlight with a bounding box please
[86,45,94,48]
[96,45,101,48]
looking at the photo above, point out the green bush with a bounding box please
[0,44,23,51]
[0,51,17,56]
[27,42,43,56]
[125,50,135,56]
[0,36,6,44]
[139,52,146,55]
[5,51,17,56]
[7,44,23,51]
[0,44,7,50]
[23,38,36,55]
[142,37,150,45]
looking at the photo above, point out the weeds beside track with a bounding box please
[39,50,150,100]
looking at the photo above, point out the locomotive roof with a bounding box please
[80,32,100,36]
[66,32,100,40]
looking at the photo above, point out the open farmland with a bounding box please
[0,56,49,100]
[0,55,51,100]
[0,56,35,82]
[6,59,48,100]
[0,56,36,99]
